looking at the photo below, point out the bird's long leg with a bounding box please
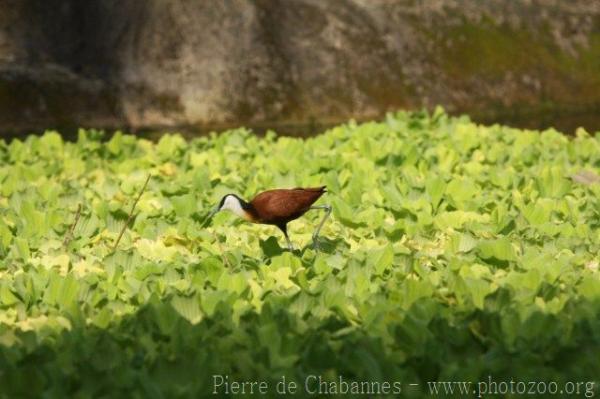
[310,205,332,250]
[284,233,293,251]
[278,224,294,251]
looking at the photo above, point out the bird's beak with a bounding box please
[200,206,220,227]
[207,206,220,219]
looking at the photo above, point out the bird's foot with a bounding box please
[312,235,321,251]
[285,239,295,252]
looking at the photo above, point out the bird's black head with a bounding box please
[217,193,251,210]
[208,193,253,221]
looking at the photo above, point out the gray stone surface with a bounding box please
[0,0,599,136]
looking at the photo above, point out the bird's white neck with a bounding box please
[221,195,248,219]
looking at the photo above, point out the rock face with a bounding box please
[1,0,599,136]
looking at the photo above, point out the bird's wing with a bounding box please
[251,188,325,222]
[292,186,327,192]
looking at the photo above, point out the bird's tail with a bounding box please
[300,185,326,192]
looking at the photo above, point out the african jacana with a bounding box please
[209,186,331,250]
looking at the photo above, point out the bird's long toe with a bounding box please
[285,238,294,251]
[312,236,320,251]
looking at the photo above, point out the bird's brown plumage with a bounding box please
[246,186,326,225]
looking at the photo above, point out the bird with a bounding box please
[208,186,331,250]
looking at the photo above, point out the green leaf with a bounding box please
[446,178,478,208]
[0,285,20,306]
[45,273,79,309]
[535,166,571,198]
[0,223,13,249]
[578,278,600,300]
[402,279,434,309]
[434,211,487,230]
[522,199,553,226]
[331,197,362,227]
[91,307,112,329]
[150,296,179,335]
[463,277,493,310]
[171,194,197,217]
[13,238,30,261]
[171,295,203,324]
[369,245,394,275]
[477,238,517,262]
[426,176,446,210]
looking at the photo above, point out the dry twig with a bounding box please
[113,174,151,251]
[211,231,232,268]
[63,204,82,247]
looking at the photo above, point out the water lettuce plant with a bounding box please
[0,109,599,397]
